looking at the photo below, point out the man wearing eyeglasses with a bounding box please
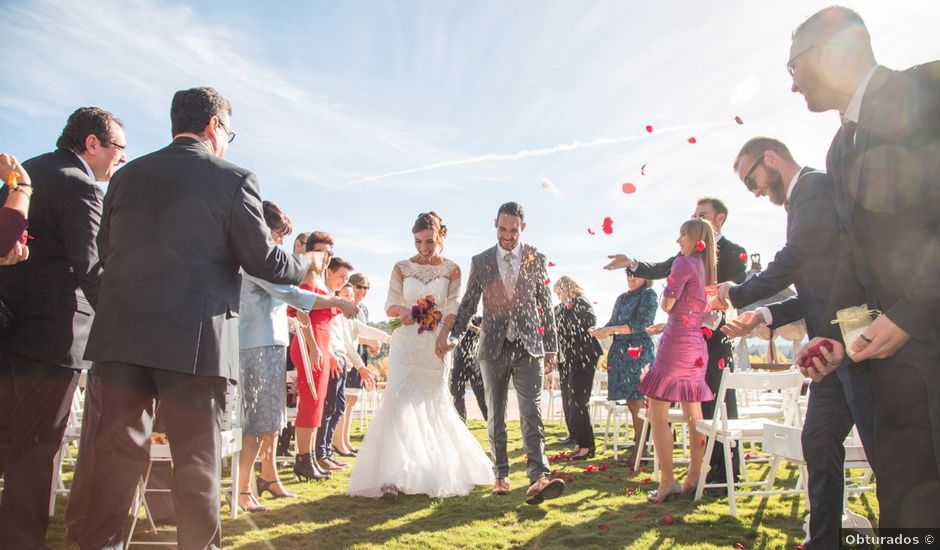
[77,87,309,550]
[787,6,940,531]
[0,107,126,549]
[604,196,747,491]
[714,137,875,548]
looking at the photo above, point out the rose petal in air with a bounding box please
[544,278,551,286]
[695,357,705,368]
[702,327,713,339]
[587,228,595,235]
[548,261,556,267]
[687,137,697,144]
[718,358,726,370]
[667,276,675,285]
[681,315,690,326]
[640,164,647,176]
[740,252,748,263]
[601,217,614,234]
[537,326,545,336]
[696,240,705,252]
[645,125,653,133]
[734,116,744,125]
[621,182,637,194]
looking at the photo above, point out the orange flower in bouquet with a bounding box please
[389,294,443,334]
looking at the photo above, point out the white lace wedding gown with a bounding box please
[347,259,494,498]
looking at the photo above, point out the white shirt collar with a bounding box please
[714,233,723,243]
[843,65,877,124]
[786,166,805,203]
[76,154,96,181]
[498,241,522,258]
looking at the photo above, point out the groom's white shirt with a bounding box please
[496,240,523,288]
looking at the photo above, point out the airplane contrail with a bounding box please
[342,122,724,186]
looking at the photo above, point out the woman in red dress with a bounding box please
[288,231,340,481]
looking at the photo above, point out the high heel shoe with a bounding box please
[333,445,357,457]
[293,452,330,481]
[647,481,681,504]
[237,492,267,513]
[570,448,595,461]
[256,477,295,499]
[680,479,699,499]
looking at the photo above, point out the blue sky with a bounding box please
[1,0,938,324]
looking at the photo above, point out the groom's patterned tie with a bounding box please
[503,251,517,341]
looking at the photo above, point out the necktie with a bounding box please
[503,251,517,341]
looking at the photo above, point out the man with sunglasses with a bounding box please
[604,196,747,491]
[788,6,940,531]
[715,137,874,548]
[77,87,309,550]
[0,107,126,549]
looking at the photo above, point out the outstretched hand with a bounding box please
[603,254,633,271]
[645,323,665,336]
[721,310,763,338]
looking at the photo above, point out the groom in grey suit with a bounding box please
[451,201,565,504]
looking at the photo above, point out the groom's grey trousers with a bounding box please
[479,338,549,484]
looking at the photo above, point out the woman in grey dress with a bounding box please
[235,201,357,512]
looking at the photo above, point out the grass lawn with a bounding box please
[44,420,877,549]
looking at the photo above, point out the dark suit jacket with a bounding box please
[822,63,940,345]
[83,138,306,380]
[631,235,747,286]
[451,244,558,362]
[729,168,863,337]
[553,296,602,367]
[0,149,103,369]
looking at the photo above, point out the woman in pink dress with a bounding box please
[638,218,717,503]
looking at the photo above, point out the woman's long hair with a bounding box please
[679,218,717,285]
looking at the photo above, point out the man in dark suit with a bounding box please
[788,6,940,529]
[0,107,126,550]
[605,197,747,487]
[77,87,308,550]
[715,137,874,548]
[450,201,564,505]
[450,315,488,422]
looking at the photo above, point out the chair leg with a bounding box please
[724,440,737,516]
[613,410,621,460]
[602,405,612,451]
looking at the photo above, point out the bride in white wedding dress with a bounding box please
[347,212,494,498]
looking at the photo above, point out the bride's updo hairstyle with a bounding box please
[412,212,447,246]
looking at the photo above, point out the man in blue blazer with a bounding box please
[787,6,940,530]
[715,137,874,548]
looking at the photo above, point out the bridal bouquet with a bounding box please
[388,294,443,334]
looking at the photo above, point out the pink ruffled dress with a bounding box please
[638,254,714,403]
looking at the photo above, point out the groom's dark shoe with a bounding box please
[525,476,565,505]
[492,478,510,495]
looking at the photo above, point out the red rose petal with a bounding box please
[735,543,747,550]
[661,514,675,525]
[585,465,597,473]
[640,164,647,176]
[701,327,713,339]
[681,315,690,326]
[621,182,637,194]
[694,357,705,368]
[537,305,543,312]
[598,524,610,530]
[548,261,556,267]
[645,125,653,133]
[666,276,675,285]
[739,252,748,263]
[718,358,726,370]
[700,437,706,447]
[734,116,744,125]
[587,227,595,235]
[537,326,545,336]
[598,463,608,471]
[544,277,551,285]
[745,453,752,461]
[627,346,642,359]
[566,303,574,309]
[641,477,652,484]
[687,137,697,144]
[632,512,645,519]
[696,240,705,252]
[601,217,614,234]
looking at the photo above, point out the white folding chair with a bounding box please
[589,370,609,427]
[602,402,635,459]
[693,369,805,515]
[544,370,563,421]
[633,404,691,475]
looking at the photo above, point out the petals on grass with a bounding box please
[645,125,653,133]
[701,327,713,339]
[621,182,637,194]
[695,357,705,368]
[734,115,744,125]
[740,252,748,262]
[718,358,726,370]
[598,524,610,530]
[735,543,747,550]
[661,514,675,525]
[696,240,705,252]
[585,465,598,473]
[632,512,646,519]
[627,346,642,359]
[745,453,752,461]
[602,217,614,234]
[641,477,652,484]
[687,137,697,144]
[587,227,595,235]
[598,463,608,471]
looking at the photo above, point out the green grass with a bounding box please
[44,421,878,549]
